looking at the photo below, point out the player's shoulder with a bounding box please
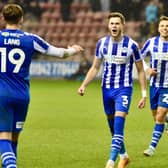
[124,35,138,46]
[23,31,47,44]
[23,31,41,39]
[97,35,111,45]
[143,36,159,46]
[99,35,109,41]
[147,36,159,42]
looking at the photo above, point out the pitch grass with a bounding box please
[17,79,168,168]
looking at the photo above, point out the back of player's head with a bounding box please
[2,4,23,24]
[108,12,125,25]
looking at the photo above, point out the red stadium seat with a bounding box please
[40,2,61,12]
[50,12,61,22]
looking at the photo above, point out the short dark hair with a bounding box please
[108,12,125,24]
[2,4,23,24]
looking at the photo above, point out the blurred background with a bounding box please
[0,0,167,80]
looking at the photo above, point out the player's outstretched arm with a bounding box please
[46,44,84,58]
[63,45,84,58]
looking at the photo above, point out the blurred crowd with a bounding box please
[1,0,167,20]
[1,0,167,35]
[0,0,168,78]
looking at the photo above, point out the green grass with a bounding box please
[17,79,168,168]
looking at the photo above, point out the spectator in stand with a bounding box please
[129,0,143,21]
[160,0,168,16]
[24,0,44,21]
[144,0,159,37]
[60,0,73,21]
[110,0,132,20]
[89,0,101,12]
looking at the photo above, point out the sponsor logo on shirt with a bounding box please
[153,53,168,61]
[105,56,127,64]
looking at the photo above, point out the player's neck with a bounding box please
[160,36,168,41]
[111,35,122,42]
[6,24,20,30]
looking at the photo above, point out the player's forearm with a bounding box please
[142,60,149,71]
[81,67,98,87]
[138,70,147,98]
[46,45,76,58]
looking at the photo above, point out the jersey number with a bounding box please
[122,95,128,107]
[0,47,25,73]
[162,94,168,104]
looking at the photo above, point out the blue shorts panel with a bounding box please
[150,86,168,110]
[0,96,29,132]
[102,87,133,115]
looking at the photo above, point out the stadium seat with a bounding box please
[50,12,61,22]
[55,21,65,33]
[64,22,74,34]
[41,11,52,23]
[40,1,61,15]
[80,3,91,12]
[92,12,103,23]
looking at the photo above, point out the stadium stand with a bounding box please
[0,1,146,63]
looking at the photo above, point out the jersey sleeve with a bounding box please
[32,34,50,53]
[96,40,102,58]
[31,34,76,57]
[131,42,141,62]
[141,39,151,58]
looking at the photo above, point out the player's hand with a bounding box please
[68,45,84,53]
[147,68,157,77]
[137,97,146,109]
[78,85,85,96]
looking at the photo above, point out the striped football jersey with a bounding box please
[96,35,141,88]
[141,36,168,88]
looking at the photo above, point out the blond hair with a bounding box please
[159,15,168,23]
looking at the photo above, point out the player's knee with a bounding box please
[12,132,20,142]
[156,111,166,123]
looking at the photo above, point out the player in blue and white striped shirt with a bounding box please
[142,15,168,157]
[78,12,147,168]
[0,4,83,168]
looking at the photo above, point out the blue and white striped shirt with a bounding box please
[96,35,141,88]
[141,36,168,88]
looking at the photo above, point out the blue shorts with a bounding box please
[150,86,168,110]
[0,96,29,132]
[102,87,133,115]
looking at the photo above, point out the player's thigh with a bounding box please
[102,88,115,115]
[115,87,132,113]
[158,88,168,109]
[150,86,159,110]
[13,100,29,132]
[0,97,14,132]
